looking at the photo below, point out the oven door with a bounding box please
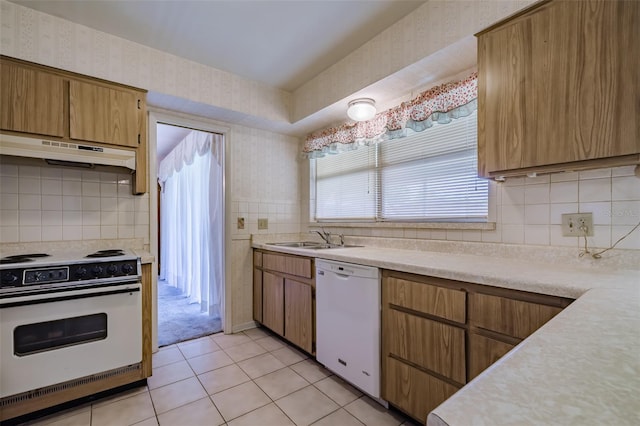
[0,283,142,398]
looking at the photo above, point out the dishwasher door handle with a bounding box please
[325,271,352,280]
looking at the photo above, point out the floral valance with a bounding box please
[303,72,478,158]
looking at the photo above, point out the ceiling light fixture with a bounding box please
[347,98,376,122]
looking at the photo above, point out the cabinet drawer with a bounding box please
[469,293,562,339]
[384,357,459,424]
[253,251,262,268]
[386,277,466,323]
[385,309,465,384]
[468,333,515,381]
[263,253,312,279]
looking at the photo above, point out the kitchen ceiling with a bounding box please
[10,0,425,92]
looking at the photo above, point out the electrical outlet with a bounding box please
[237,217,245,229]
[561,213,594,237]
[258,218,268,230]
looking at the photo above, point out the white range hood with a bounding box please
[0,133,136,170]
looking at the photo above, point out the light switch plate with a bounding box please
[237,217,245,229]
[561,213,593,237]
[258,218,268,230]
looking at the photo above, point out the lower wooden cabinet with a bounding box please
[382,269,573,423]
[253,250,315,354]
[382,270,467,422]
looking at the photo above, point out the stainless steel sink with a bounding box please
[267,241,324,248]
[311,244,363,249]
[266,241,363,249]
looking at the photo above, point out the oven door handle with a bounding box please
[0,284,141,308]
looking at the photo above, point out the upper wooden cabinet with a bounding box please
[0,60,65,138]
[476,0,640,178]
[0,56,148,194]
[69,80,139,148]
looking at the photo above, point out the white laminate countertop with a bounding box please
[252,242,640,425]
[252,242,638,298]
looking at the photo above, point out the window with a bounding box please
[314,110,488,222]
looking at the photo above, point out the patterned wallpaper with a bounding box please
[0,0,291,124]
[292,0,536,121]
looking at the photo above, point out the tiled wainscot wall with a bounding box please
[490,167,640,249]
[0,163,150,244]
[230,126,302,238]
[305,165,640,251]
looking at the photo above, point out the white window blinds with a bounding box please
[315,145,376,220]
[314,110,488,222]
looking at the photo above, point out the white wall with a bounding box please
[0,0,290,125]
[292,0,537,121]
[228,125,302,330]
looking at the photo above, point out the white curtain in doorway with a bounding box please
[158,131,223,318]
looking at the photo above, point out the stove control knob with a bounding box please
[76,267,87,278]
[122,263,134,274]
[1,272,19,286]
[91,265,103,277]
[107,264,118,276]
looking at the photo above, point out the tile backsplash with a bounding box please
[491,166,640,250]
[0,163,149,244]
[306,165,640,251]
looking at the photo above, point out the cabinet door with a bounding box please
[284,278,313,353]
[262,271,284,336]
[69,80,139,147]
[384,356,459,424]
[478,0,640,176]
[468,333,515,381]
[0,60,64,137]
[253,268,263,323]
[140,263,153,378]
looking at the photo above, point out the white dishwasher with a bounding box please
[316,259,381,399]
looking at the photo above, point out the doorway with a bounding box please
[156,123,224,346]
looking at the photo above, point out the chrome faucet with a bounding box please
[314,229,332,244]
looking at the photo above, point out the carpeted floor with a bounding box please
[157,279,222,347]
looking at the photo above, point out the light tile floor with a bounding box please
[27,328,418,426]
